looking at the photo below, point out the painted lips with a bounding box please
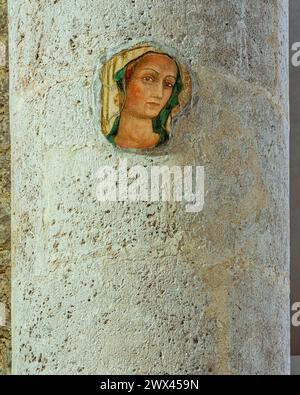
[147,102,161,106]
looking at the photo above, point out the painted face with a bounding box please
[122,53,178,119]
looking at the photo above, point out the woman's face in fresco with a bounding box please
[123,53,178,119]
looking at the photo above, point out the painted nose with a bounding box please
[151,82,164,99]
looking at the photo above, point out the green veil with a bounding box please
[106,53,184,147]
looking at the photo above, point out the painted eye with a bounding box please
[143,76,154,82]
[164,81,174,88]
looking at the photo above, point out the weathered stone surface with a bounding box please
[0,0,10,376]
[10,0,289,374]
[290,0,300,357]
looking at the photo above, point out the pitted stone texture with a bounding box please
[0,0,10,376]
[10,0,290,374]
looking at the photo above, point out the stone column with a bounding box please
[10,0,290,375]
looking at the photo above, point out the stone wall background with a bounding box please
[0,0,11,376]
[290,0,300,357]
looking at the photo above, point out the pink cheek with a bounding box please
[128,83,144,103]
[125,80,150,110]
